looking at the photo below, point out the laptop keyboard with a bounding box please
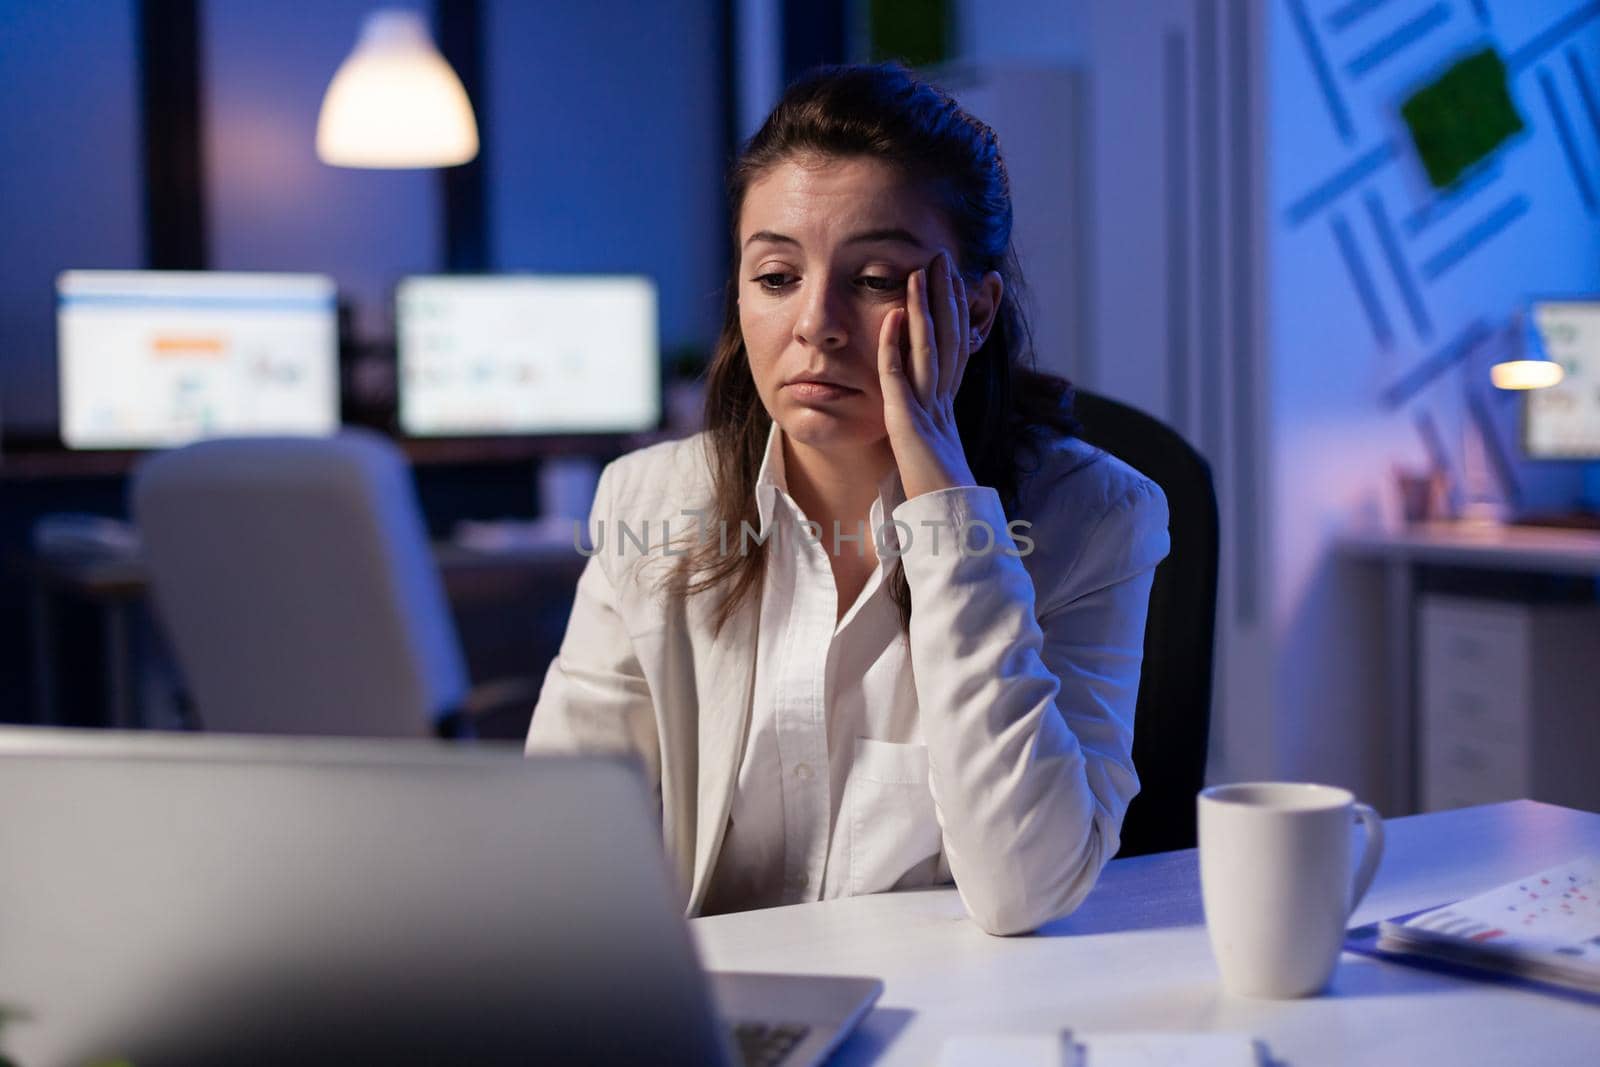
[730,1021,812,1066]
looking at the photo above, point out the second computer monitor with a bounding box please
[57,270,339,450]
[397,275,661,437]
[1524,300,1600,460]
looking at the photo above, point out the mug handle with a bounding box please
[1347,802,1385,917]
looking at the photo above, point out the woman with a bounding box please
[527,63,1169,936]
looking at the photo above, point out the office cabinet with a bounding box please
[1419,595,1600,812]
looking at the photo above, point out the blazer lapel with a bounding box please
[685,586,760,913]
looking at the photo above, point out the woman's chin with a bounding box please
[776,409,887,452]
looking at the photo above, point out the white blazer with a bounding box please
[527,429,1170,935]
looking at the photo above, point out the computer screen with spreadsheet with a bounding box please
[56,270,340,450]
[1524,300,1600,461]
[396,275,660,437]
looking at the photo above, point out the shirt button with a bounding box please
[794,763,814,781]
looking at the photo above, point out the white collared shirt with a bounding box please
[701,422,951,914]
[530,420,1172,933]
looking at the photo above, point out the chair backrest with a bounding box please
[1071,390,1220,856]
[131,431,468,737]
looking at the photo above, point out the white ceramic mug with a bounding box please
[1197,782,1384,998]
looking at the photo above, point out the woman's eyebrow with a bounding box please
[742,228,927,251]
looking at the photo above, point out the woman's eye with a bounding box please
[750,273,904,294]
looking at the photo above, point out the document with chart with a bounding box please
[1372,857,1600,994]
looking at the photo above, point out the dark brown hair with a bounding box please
[675,62,1079,635]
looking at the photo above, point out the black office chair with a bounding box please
[1071,390,1220,857]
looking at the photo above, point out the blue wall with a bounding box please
[201,0,440,343]
[1272,0,1600,525]
[483,0,726,354]
[0,0,144,435]
[1270,0,1600,787]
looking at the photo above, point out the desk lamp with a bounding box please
[1456,310,1568,524]
[1452,310,1561,524]
[316,9,479,168]
[1490,309,1565,391]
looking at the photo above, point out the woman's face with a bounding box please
[737,155,967,456]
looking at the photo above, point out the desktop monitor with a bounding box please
[396,274,661,437]
[56,270,340,450]
[1523,300,1600,460]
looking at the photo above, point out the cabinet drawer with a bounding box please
[1419,598,1530,677]
[1419,598,1531,739]
[1421,677,1528,743]
[1421,731,1529,809]
[1428,622,1523,671]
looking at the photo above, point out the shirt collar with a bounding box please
[753,421,906,541]
[753,420,786,539]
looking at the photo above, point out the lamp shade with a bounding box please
[1489,308,1566,391]
[316,10,478,168]
[1490,359,1565,390]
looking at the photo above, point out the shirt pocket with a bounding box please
[845,738,944,898]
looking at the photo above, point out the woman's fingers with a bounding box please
[906,267,937,407]
[877,307,916,409]
[934,251,960,401]
[954,268,972,393]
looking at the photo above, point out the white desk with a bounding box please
[1342,522,1600,578]
[692,801,1600,1065]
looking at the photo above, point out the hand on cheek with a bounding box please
[875,249,977,500]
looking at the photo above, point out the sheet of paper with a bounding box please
[938,1033,1070,1067]
[1076,1032,1261,1067]
[1401,856,1600,958]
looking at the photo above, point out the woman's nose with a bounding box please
[794,281,849,351]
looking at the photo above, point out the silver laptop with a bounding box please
[0,729,880,1066]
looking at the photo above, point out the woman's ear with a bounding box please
[967,271,1004,348]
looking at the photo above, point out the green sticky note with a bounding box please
[867,0,952,69]
[1401,48,1525,189]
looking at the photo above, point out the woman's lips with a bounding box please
[786,381,859,401]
